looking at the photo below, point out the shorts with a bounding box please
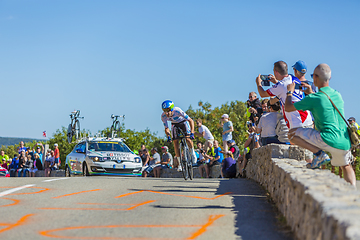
[144,166,154,173]
[294,128,352,166]
[222,133,232,142]
[171,121,191,140]
[55,158,60,164]
[29,168,38,173]
[160,164,168,169]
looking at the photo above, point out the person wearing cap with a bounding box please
[285,63,356,186]
[54,143,60,169]
[226,139,240,161]
[195,119,214,152]
[35,143,44,165]
[347,117,360,136]
[220,114,234,152]
[143,147,161,178]
[293,60,317,95]
[153,146,173,177]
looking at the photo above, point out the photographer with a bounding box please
[247,92,262,124]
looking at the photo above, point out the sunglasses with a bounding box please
[163,108,172,113]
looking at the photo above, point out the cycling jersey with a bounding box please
[161,107,190,129]
[266,74,313,129]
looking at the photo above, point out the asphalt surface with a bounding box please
[0,177,293,240]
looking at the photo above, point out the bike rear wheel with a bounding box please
[67,124,73,144]
[179,140,189,180]
[111,121,121,138]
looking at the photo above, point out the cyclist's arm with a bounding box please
[187,117,195,134]
[164,128,171,138]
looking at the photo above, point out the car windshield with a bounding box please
[88,141,131,153]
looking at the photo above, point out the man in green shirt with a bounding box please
[285,63,356,186]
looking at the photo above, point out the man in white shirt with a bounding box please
[195,119,214,152]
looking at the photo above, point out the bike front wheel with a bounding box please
[111,121,121,138]
[74,120,81,140]
[179,140,189,180]
[67,124,73,144]
[187,149,194,180]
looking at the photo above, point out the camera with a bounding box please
[260,75,270,86]
[295,83,302,90]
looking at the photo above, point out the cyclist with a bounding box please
[161,100,197,171]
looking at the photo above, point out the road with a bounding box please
[0,177,293,240]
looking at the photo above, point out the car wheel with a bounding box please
[83,163,89,176]
[65,165,71,177]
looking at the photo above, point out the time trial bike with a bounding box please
[67,110,84,143]
[172,125,193,180]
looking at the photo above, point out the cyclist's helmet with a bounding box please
[162,100,174,112]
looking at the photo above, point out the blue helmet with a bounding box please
[162,100,174,112]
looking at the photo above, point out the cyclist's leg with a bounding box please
[173,140,180,168]
[183,121,197,164]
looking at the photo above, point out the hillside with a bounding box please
[0,137,45,147]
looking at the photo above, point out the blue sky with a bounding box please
[1,0,359,139]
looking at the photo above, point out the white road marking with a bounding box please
[42,178,68,182]
[0,184,35,197]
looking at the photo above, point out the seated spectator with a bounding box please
[9,154,19,177]
[199,142,215,178]
[153,146,173,177]
[1,158,8,169]
[140,148,150,167]
[34,143,44,165]
[0,151,9,166]
[195,141,205,165]
[18,150,29,177]
[209,140,224,167]
[45,150,55,177]
[31,153,43,177]
[226,140,240,160]
[238,126,260,178]
[256,101,282,146]
[222,151,237,178]
[143,148,161,177]
[195,119,214,152]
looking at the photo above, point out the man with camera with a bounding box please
[293,60,317,95]
[285,63,356,187]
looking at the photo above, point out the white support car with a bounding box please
[65,137,142,177]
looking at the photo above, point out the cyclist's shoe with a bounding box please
[190,133,195,140]
[176,166,182,172]
[308,151,330,169]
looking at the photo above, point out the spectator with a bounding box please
[347,117,360,135]
[209,140,224,167]
[247,92,262,123]
[31,153,43,177]
[140,148,150,167]
[9,154,19,177]
[195,141,205,166]
[285,63,356,186]
[222,151,237,178]
[1,158,8,169]
[143,147,161,178]
[199,142,215,178]
[256,101,282,146]
[226,140,240,161]
[220,114,234,152]
[195,119,214,152]
[35,143,44,165]
[238,125,260,178]
[45,150,55,177]
[260,99,269,116]
[17,141,27,154]
[153,146,173,178]
[26,153,35,177]
[18,150,29,177]
[54,143,60,169]
[292,60,317,95]
[0,151,9,166]
[256,60,314,162]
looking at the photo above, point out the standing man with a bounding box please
[161,100,197,171]
[220,114,234,152]
[54,144,60,169]
[285,63,356,186]
[195,119,214,152]
[17,141,27,154]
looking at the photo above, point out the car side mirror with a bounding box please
[76,148,85,154]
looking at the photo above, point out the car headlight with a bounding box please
[89,156,102,162]
[134,157,141,163]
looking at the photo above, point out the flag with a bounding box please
[43,131,47,137]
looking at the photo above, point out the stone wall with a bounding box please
[246,144,360,240]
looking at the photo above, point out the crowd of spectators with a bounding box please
[1,141,60,177]
[139,60,357,187]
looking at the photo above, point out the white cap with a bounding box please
[221,114,229,119]
[54,143,58,147]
